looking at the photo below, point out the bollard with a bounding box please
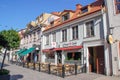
[33,63,35,70]
[27,62,29,68]
[48,63,51,74]
[75,63,77,75]
[39,63,41,72]
[84,63,86,73]
[62,65,65,78]
[22,62,25,67]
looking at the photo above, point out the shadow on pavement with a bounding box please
[10,74,23,80]
[0,62,10,67]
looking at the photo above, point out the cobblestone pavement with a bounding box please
[1,56,120,80]
[2,62,119,80]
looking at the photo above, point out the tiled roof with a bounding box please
[51,12,61,16]
[44,0,104,32]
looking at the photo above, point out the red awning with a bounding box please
[42,49,50,53]
[54,46,83,51]
[42,46,83,52]
[42,48,54,53]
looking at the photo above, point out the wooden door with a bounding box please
[96,46,105,74]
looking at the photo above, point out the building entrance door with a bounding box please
[88,46,105,74]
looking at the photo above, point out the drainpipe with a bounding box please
[102,0,113,75]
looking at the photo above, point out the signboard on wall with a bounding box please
[51,42,56,48]
[63,42,77,47]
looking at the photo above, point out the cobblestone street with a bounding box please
[2,62,120,80]
[0,55,120,80]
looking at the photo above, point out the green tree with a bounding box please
[0,33,8,48]
[0,29,20,70]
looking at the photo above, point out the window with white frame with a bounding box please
[52,32,56,42]
[29,34,32,43]
[32,32,36,42]
[37,30,40,40]
[62,29,67,42]
[72,25,78,40]
[46,35,49,45]
[26,36,28,44]
[85,21,94,37]
[115,0,120,14]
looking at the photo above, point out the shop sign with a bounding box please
[63,42,77,47]
[51,42,56,48]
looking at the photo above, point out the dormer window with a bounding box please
[115,0,120,14]
[50,21,54,26]
[81,7,88,13]
[62,13,70,21]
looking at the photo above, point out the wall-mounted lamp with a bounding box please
[109,27,114,35]
[36,47,39,50]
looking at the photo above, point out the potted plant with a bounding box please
[0,69,10,80]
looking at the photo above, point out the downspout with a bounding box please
[103,0,113,75]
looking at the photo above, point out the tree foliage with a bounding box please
[0,29,20,70]
[0,33,8,48]
[0,29,20,50]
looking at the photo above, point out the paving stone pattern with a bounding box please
[0,56,119,80]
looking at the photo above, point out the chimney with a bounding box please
[76,4,82,10]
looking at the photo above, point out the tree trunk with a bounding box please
[0,48,7,70]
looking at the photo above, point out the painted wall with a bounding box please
[43,12,104,50]
[105,0,120,75]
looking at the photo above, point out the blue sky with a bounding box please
[0,0,95,31]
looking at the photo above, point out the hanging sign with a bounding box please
[107,34,113,44]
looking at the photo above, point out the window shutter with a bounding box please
[70,28,72,40]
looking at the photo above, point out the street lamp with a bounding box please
[35,45,40,63]
[36,47,39,51]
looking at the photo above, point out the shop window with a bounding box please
[72,25,78,40]
[47,52,55,59]
[85,21,94,38]
[115,0,120,14]
[66,52,81,60]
